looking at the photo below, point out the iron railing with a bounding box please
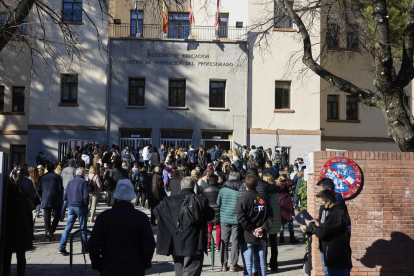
[109,23,247,41]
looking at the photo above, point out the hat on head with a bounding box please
[37,165,44,170]
[113,179,135,201]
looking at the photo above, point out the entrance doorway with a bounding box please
[201,130,233,151]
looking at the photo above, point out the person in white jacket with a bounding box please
[81,151,90,166]
[142,145,151,168]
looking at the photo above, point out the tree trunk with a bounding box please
[382,88,414,152]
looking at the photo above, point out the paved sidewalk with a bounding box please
[11,201,306,275]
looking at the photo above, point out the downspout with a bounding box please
[105,39,112,146]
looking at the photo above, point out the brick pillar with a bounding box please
[308,151,414,276]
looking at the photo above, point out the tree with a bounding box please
[268,0,414,152]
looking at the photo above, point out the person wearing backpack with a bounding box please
[197,145,208,170]
[256,147,265,168]
[186,144,198,171]
[153,177,215,276]
[134,167,149,208]
[86,165,102,223]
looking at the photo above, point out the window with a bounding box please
[218,14,228,38]
[11,145,26,166]
[346,95,358,120]
[274,1,293,28]
[347,25,358,50]
[62,0,82,22]
[327,95,339,120]
[61,74,78,104]
[327,24,339,49]
[210,81,225,108]
[12,87,25,112]
[129,78,145,106]
[275,81,291,109]
[169,80,186,107]
[169,13,190,39]
[0,86,4,112]
[0,13,6,26]
[130,10,143,36]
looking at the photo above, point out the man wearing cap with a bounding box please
[58,167,89,255]
[89,179,155,275]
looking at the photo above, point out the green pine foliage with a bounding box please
[298,180,309,248]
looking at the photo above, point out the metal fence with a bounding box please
[109,23,247,41]
[120,138,152,149]
[161,139,192,149]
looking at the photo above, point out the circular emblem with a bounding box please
[319,157,362,199]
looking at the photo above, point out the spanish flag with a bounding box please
[162,1,168,34]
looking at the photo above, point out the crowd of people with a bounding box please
[2,142,352,276]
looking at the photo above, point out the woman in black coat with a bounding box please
[3,179,33,276]
[202,174,222,252]
[149,147,160,168]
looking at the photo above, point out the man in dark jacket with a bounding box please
[202,174,221,252]
[146,166,165,225]
[108,159,128,206]
[3,180,33,276]
[186,144,197,171]
[311,178,351,276]
[58,168,89,255]
[262,160,279,180]
[237,174,273,276]
[159,144,167,162]
[302,189,352,276]
[239,168,280,197]
[154,177,215,276]
[89,179,155,276]
[37,163,64,241]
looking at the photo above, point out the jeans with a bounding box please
[220,224,239,267]
[240,241,267,276]
[327,267,351,276]
[135,189,147,207]
[59,206,88,251]
[280,219,294,232]
[144,160,149,168]
[207,223,221,248]
[43,208,61,237]
[148,199,160,224]
[88,194,99,221]
[3,249,26,276]
[320,251,329,276]
[272,164,280,172]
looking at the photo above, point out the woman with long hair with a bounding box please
[247,155,257,169]
[93,153,102,167]
[29,166,42,218]
[17,167,37,238]
[263,173,282,271]
[55,165,62,175]
[86,165,102,223]
[277,174,299,244]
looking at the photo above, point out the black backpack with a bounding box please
[257,151,264,165]
[177,194,204,232]
[87,175,97,193]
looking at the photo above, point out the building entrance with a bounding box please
[201,130,233,151]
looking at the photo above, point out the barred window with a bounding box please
[274,1,293,28]
[61,74,78,104]
[129,78,145,106]
[169,80,186,107]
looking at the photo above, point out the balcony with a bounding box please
[109,23,247,41]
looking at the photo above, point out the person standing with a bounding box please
[278,175,299,244]
[146,166,166,226]
[272,150,282,172]
[89,180,156,275]
[108,159,129,206]
[237,174,273,276]
[60,159,76,222]
[301,189,352,276]
[217,172,243,272]
[58,168,89,255]
[262,173,282,272]
[186,144,197,171]
[159,144,167,162]
[202,174,221,252]
[154,177,215,276]
[3,180,33,276]
[169,170,183,196]
[262,160,279,180]
[37,163,63,242]
[142,144,151,168]
[86,165,102,223]
[150,147,160,168]
[36,152,44,166]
